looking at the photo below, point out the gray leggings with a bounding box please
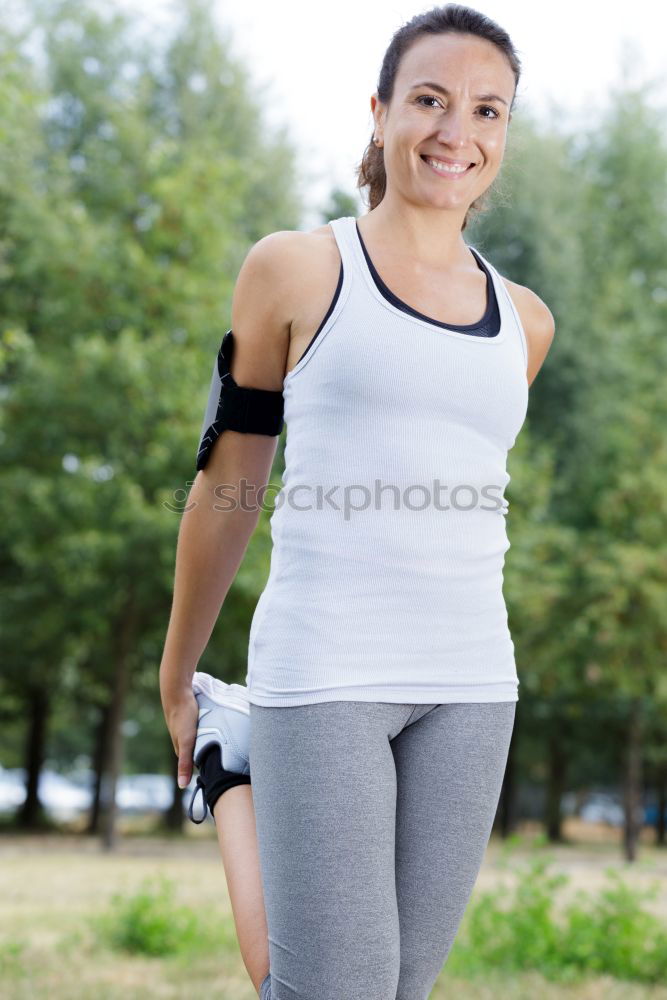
[249,699,516,1000]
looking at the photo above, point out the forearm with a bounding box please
[159,478,260,702]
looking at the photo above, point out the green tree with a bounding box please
[472,87,667,858]
[0,0,301,843]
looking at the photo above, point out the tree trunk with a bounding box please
[17,687,50,829]
[99,594,137,852]
[656,763,666,847]
[545,724,568,843]
[622,697,644,862]
[86,701,112,835]
[99,655,129,851]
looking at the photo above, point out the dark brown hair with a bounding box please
[355,4,522,231]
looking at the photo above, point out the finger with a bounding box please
[178,740,195,789]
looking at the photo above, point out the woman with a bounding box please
[160,5,555,998]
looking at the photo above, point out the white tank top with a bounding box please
[245,216,529,706]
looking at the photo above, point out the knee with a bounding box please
[313,947,400,1000]
[342,924,400,1000]
[272,936,400,1000]
[395,957,446,1000]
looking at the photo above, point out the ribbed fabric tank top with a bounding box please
[246,216,530,706]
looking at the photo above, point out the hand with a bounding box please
[162,688,199,789]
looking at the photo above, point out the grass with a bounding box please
[1,824,667,999]
[91,874,220,957]
[449,854,667,985]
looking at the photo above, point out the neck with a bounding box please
[359,198,472,270]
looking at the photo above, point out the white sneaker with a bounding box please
[186,672,251,825]
[191,670,251,773]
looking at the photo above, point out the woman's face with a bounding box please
[371,32,516,214]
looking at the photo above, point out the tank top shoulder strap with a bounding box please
[467,245,529,370]
[328,216,365,280]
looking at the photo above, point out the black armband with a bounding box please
[196,329,285,472]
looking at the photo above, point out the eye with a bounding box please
[415,95,441,109]
[415,95,500,120]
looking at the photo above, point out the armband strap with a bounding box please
[196,329,285,472]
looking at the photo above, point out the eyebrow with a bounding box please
[409,81,508,107]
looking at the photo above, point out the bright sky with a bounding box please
[109,2,667,225]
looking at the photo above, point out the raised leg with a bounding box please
[212,783,270,995]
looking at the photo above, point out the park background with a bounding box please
[1,0,667,996]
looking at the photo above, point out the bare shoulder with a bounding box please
[242,225,334,270]
[236,224,341,381]
[498,274,556,386]
[243,224,337,285]
[261,223,340,280]
[228,225,338,389]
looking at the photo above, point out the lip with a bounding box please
[420,155,476,178]
[421,154,474,167]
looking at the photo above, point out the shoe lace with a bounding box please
[187,775,209,824]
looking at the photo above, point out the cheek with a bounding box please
[485,130,507,156]
[395,117,428,145]
[387,132,420,169]
[394,122,421,148]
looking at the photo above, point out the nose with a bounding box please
[435,107,470,149]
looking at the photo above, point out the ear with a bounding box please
[371,92,386,127]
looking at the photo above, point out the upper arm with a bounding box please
[227,230,300,389]
[195,231,303,481]
[503,278,556,388]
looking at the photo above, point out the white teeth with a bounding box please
[424,156,470,174]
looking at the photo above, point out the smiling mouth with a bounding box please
[420,155,476,176]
